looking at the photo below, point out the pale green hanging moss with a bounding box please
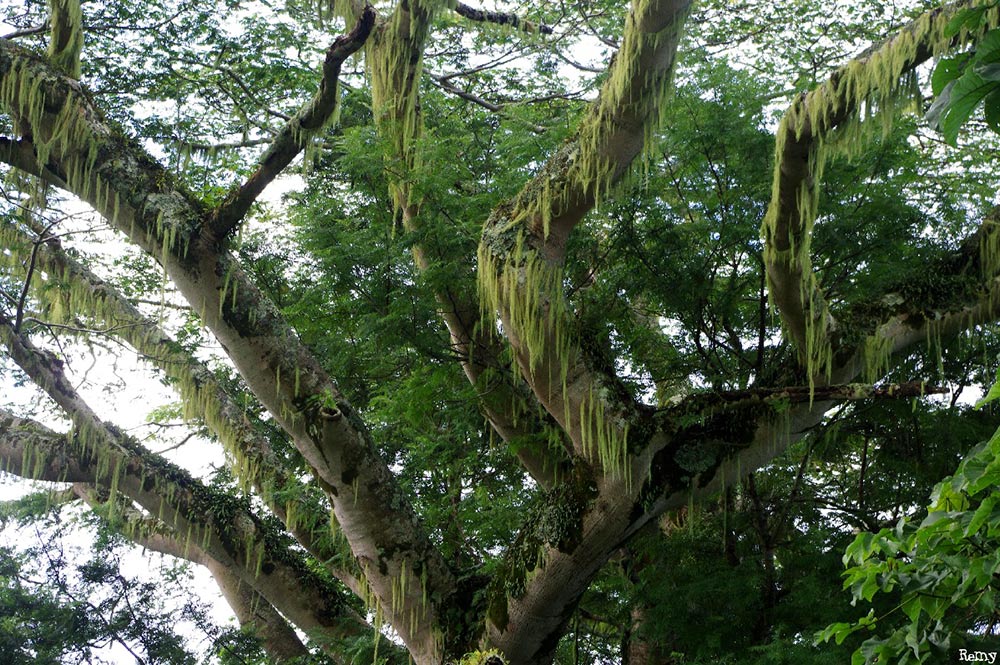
[0,56,99,203]
[478,233,630,478]
[0,221,270,504]
[48,0,83,79]
[475,1,689,475]
[570,0,689,216]
[762,2,1000,388]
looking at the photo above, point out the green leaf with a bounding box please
[967,496,997,535]
[902,596,922,623]
[973,29,1000,64]
[945,7,987,38]
[984,88,1000,131]
[940,72,995,144]
[976,373,1000,407]
[932,55,969,96]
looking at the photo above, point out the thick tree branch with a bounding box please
[833,209,1000,379]
[473,2,691,660]
[206,6,375,240]
[0,137,68,188]
[762,0,994,383]
[0,41,453,664]
[482,0,690,249]
[477,0,690,471]
[0,411,91,483]
[68,484,312,663]
[665,381,946,416]
[47,0,82,78]
[0,399,372,657]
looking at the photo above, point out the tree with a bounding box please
[2,0,1000,663]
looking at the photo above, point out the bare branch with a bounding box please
[429,74,549,133]
[207,6,376,240]
[1,24,48,40]
[454,2,554,35]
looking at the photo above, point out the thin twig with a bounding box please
[14,218,61,333]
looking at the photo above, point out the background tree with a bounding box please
[2,0,1000,663]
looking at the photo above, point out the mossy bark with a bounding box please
[0,37,453,665]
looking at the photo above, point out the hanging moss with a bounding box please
[47,0,83,78]
[478,224,635,477]
[762,2,1000,389]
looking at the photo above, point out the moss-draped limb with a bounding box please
[0,392,374,657]
[631,206,1000,535]
[0,41,454,663]
[481,0,690,250]
[471,2,690,658]
[368,0,572,486]
[478,0,689,471]
[762,0,1000,387]
[0,411,92,483]
[68,484,313,663]
[0,216,366,595]
[832,208,1000,379]
[207,6,376,240]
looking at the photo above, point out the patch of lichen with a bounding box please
[366,4,450,217]
[485,466,596,628]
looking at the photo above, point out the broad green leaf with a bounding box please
[940,71,994,144]
[966,497,996,535]
[933,55,969,95]
[975,373,1000,407]
[984,88,1000,131]
[973,29,1000,64]
[945,7,987,37]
